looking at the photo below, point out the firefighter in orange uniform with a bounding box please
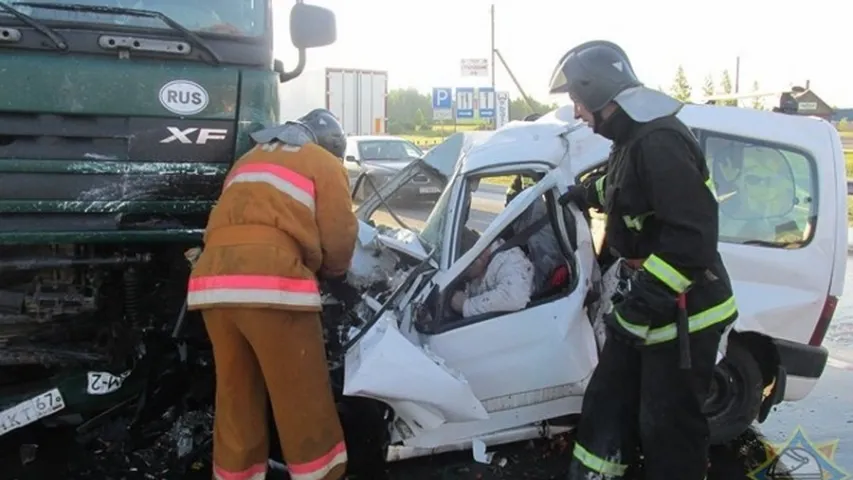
[187,108,357,480]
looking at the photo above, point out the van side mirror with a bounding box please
[345,155,360,164]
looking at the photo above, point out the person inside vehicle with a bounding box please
[501,113,569,294]
[450,228,535,318]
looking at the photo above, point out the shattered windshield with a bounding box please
[3,0,265,36]
[418,180,453,257]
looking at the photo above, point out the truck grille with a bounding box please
[0,112,235,163]
[0,113,235,206]
[0,112,129,160]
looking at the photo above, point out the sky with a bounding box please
[273,0,853,107]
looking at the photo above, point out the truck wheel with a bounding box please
[705,340,764,445]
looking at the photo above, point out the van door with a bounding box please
[695,123,838,350]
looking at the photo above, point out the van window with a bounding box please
[704,134,817,248]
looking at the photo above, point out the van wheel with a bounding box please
[705,341,764,445]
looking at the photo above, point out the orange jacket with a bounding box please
[187,141,357,312]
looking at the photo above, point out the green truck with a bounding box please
[0,0,336,452]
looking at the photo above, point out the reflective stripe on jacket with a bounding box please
[187,142,357,312]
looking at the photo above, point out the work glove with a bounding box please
[324,275,362,310]
[604,270,678,347]
[558,184,590,210]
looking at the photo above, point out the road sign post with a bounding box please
[496,91,510,129]
[478,87,495,119]
[455,87,475,120]
[461,58,489,78]
[432,87,453,121]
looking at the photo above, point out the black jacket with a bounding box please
[581,108,737,343]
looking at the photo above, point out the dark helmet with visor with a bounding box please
[549,40,682,123]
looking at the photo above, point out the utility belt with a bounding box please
[617,256,720,370]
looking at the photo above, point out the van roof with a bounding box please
[459,103,837,175]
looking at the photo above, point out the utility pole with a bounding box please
[734,56,740,93]
[490,4,496,128]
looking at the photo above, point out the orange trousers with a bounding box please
[202,308,347,480]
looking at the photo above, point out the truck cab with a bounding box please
[0,0,335,437]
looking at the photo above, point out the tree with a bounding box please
[749,81,764,110]
[702,74,715,98]
[719,70,737,106]
[386,88,433,133]
[669,65,692,102]
[508,96,556,121]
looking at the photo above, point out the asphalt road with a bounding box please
[363,185,853,477]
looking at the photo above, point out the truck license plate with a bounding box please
[419,187,440,194]
[0,388,66,437]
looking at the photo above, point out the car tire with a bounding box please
[705,340,764,445]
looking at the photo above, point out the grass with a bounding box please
[846,150,853,177]
[400,124,484,148]
[481,175,515,187]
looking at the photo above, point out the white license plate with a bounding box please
[0,388,66,437]
[419,187,440,194]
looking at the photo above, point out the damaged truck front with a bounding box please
[0,0,336,460]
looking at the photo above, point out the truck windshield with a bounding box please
[4,0,265,37]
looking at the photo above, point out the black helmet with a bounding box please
[298,108,347,158]
[548,40,641,113]
[549,40,682,122]
[523,113,543,121]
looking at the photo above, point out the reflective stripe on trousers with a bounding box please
[572,441,629,477]
[289,441,348,480]
[224,159,316,212]
[187,274,322,308]
[213,462,267,480]
[614,295,737,345]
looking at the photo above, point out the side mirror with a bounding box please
[277,3,337,83]
[345,155,360,164]
[290,3,336,49]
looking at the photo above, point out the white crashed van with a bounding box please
[333,103,847,460]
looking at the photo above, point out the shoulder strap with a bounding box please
[490,215,550,260]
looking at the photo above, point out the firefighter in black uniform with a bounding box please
[552,41,738,480]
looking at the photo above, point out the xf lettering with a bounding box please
[161,127,228,145]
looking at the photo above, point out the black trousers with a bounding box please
[567,325,723,480]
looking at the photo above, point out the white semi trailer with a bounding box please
[278,67,388,135]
